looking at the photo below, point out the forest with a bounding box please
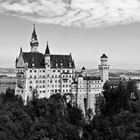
[0,79,140,140]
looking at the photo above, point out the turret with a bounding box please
[45,41,50,65]
[81,67,86,76]
[98,53,109,83]
[44,42,51,98]
[30,24,39,53]
[100,53,108,65]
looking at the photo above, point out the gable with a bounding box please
[16,54,26,68]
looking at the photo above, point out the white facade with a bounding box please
[71,54,109,115]
[71,74,102,115]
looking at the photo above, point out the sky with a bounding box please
[0,0,140,69]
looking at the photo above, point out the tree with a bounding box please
[67,104,83,126]
[86,108,93,123]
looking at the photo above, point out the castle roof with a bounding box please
[21,52,75,69]
[77,72,84,77]
[22,52,45,68]
[101,53,108,58]
[45,42,50,54]
[31,25,38,41]
[71,81,78,84]
[83,76,101,81]
[81,67,86,70]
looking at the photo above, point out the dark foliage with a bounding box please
[0,89,80,140]
[82,80,140,140]
[67,103,83,126]
[1,80,140,140]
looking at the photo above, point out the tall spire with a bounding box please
[20,47,22,54]
[45,41,50,54]
[30,24,39,52]
[32,24,38,41]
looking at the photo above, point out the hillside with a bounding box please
[0,68,140,78]
[0,68,16,77]
[85,69,140,78]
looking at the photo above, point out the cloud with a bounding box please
[0,0,140,28]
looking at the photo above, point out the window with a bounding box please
[67,70,69,73]
[36,80,38,83]
[30,70,32,72]
[34,76,36,79]
[69,75,71,78]
[43,80,45,83]
[43,85,45,88]
[30,75,32,78]
[43,70,45,73]
[58,70,60,72]
[53,70,55,72]
[43,76,45,78]
[55,80,57,83]
[30,81,32,84]
[34,70,36,72]
[64,79,68,83]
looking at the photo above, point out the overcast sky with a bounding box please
[0,0,140,69]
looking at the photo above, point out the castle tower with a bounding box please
[98,54,109,83]
[81,67,86,76]
[30,24,39,53]
[45,42,51,98]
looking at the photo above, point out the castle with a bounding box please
[15,26,109,113]
[15,25,75,104]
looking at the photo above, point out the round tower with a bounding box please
[98,54,109,83]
